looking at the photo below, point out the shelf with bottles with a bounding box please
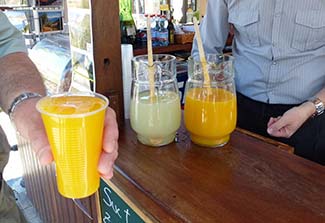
[130,9,178,48]
[133,42,192,56]
[133,33,233,57]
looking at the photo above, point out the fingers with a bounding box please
[98,150,118,179]
[29,127,54,165]
[267,116,290,138]
[267,126,288,137]
[267,116,280,128]
[28,106,119,174]
[98,107,119,179]
[15,107,54,165]
[103,107,119,154]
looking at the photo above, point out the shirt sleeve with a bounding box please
[0,11,27,58]
[191,0,230,59]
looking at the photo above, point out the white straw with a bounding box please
[193,17,210,87]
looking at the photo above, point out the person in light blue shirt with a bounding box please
[192,0,325,164]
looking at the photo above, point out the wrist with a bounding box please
[8,92,42,118]
[10,97,43,139]
[307,97,325,118]
[300,101,317,119]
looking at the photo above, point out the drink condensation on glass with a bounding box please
[36,92,108,198]
[184,54,237,147]
[130,54,181,147]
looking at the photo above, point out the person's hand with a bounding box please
[12,97,53,165]
[97,107,119,179]
[12,99,119,180]
[267,102,315,138]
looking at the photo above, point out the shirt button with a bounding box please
[272,61,277,65]
[275,13,281,17]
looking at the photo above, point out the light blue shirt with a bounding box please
[192,0,325,104]
[0,11,27,58]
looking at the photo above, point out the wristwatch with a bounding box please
[309,97,325,117]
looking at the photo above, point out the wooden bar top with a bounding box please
[112,121,325,222]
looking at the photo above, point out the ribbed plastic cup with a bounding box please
[36,92,108,198]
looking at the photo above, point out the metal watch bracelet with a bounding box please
[8,92,42,118]
[309,97,325,118]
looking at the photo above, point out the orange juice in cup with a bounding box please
[36,92,108,198]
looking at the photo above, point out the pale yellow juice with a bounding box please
[37,94,107,198]
[130,91,181,146]
[184,88,237,147]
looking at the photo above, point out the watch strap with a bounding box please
[8,92,42,118]
[309,97,325,117]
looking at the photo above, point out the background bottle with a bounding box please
[119,0,137,44]
[152,15,160,47]
[186,4,194,24]
[158,15,169,46]
[167,15,175,45]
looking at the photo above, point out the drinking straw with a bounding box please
[193,17,211,88]
[146,16,155,101]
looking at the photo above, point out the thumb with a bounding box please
[29,127,54,165]
[36,145,53,165]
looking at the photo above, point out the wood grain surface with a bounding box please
[112,121,325,223]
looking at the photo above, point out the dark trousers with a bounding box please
[236,92,325,165]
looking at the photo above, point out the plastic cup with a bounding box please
[36,92,108,198]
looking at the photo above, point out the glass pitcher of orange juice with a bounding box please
[184,54,237,147]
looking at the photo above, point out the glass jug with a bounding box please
[130,54,181,147]
[184,54,237,147]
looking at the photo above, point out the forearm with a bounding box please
[0,52,46,112]
[0,52,46,139]
[267,89,325,138]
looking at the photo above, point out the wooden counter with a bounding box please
[19,118,325,222]
[109,121,325,222]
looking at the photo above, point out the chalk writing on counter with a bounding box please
[99,179,145,223]
[102,187,130,223]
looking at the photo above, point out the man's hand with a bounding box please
[98,107,119,179]
[13,99,119,180]
[1,53,119,180]
[267,102,315,138]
